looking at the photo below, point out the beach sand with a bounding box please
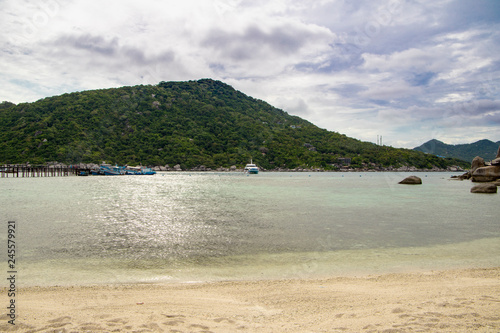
[2,267,499,332]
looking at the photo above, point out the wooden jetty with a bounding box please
[0,165,91,178]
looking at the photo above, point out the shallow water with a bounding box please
[1,172,498,285]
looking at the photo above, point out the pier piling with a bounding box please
[0,165,89,178]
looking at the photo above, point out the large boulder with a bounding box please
[456,172,471,180]
[471,165,500,182]
[471,156,485,173]
[399,175,422,185]
[470,183,497,194]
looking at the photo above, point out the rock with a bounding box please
[491,157,500,166]
[451,173,468,180]
[471,165,500,182]
[470,183,498,194]
[497,146,500,159]
[398,175,422,185]
[493,180,500,186]
[471,156,485,174]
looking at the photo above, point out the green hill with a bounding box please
[414,139,500,163]
[0,79,468,170]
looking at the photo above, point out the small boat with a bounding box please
[90,164,156,176]
[139,167,156,175]
[125,167,141,175]
[126,166,156,175]
[95,164,126,175]
[244,160,259,174]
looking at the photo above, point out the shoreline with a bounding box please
[2,162,467,173]
[2,267,499,332]
[15,237,500,287]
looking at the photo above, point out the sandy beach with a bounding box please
[1,267,499,332]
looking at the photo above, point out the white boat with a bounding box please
[244,160,259,174]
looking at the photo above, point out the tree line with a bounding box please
[0,79,469,170]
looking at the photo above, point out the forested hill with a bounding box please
[414,139,500,163]
[0,79,468,170]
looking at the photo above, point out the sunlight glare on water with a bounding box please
[1,172,498,285]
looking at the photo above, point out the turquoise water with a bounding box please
[1,172,499,285]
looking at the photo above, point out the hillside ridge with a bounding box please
[414,139,500,163]
[1,79,468,170]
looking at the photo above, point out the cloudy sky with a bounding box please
[1,0,499,148]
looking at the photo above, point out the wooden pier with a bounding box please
[0,165,90,178]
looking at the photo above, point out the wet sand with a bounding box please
[2,267,499,332]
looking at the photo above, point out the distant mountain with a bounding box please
[414,139,500,163]
[0,79,468,170]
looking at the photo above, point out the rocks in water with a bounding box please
[471,165,500,182]
[459,156,487,180]
[398,175,422,185]
[470,183,498,194]
[452,145,500,190]
[452,172,471,180]
[471,156,485,174]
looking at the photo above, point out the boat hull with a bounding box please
[244,162,259,174]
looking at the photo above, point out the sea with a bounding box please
[1,172,499,286]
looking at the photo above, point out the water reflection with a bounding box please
[3,172,499,281]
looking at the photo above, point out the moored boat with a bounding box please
[244,160,259,174]
[139,167,156,175]
[92,164,126,175]
[90,164,156,176]
[126,166,156,175]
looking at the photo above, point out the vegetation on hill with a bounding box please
[0,79,468,170]
[414,139,500,163]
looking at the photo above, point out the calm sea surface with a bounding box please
[1,172,499,286]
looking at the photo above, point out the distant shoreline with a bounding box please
[1,162,468,174]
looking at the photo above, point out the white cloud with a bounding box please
[436,93,474,103]
[362,47,448,73]
[359,81,423,100]
[1,0,499,148]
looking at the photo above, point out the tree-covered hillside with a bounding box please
[414,139,500,163]
[0,79,468,170]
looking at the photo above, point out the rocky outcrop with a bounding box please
[398,175,422,185]
[471,165,500,182]
[471,156,485,173]
[457,149,500,182]
[452,172,471,180]
[470,183,498,193]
